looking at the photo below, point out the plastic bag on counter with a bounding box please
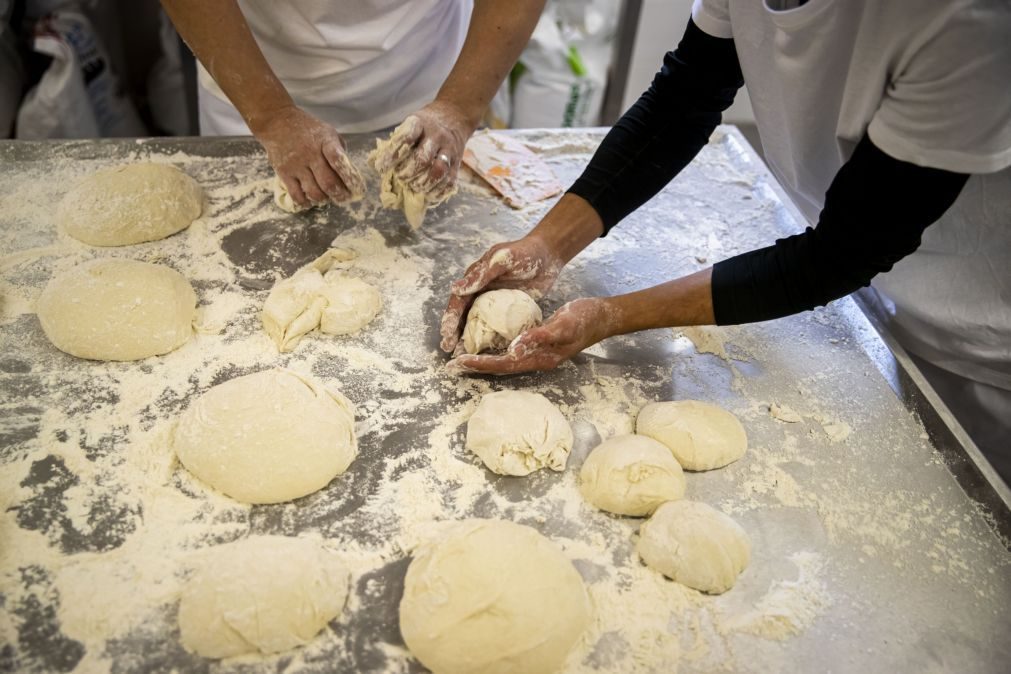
[16,7,145,139]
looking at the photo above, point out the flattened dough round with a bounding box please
[36,258,196,361]
[179,535,349,658]
[173,369,357,504]
[462,289,542,354]
[59,163,203,246]
[637,500,750,594]
[579,434,685,516]
[466,390,573,476]
[636,400,747,471]
[318,275,382,336]
[400,520,590,674]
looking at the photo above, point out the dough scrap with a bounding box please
[637,500,751,594]
[179,535,349,658]
[579,434,685,516]
[36,258,196,361]
[462,289,542,355]
[466,390,573,476]
[636,400,748,471]
[400,519,590,674]
[173,369,357,504]
[261,249,381,351]
[59,163,203,246]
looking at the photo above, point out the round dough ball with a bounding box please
[466,391,573,476]
[173,369,357,504]
[400,520,590,674]
[36,258,196,361]
[179,535,349,658]
[318,275,382,336]
[579,434,685,516]
[59,163,203,246]
[637,500,750,594]
[636,400,747,471]
[462,289,542,354]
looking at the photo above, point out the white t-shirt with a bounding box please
[197,0,473,134]
[691,0,1011,389]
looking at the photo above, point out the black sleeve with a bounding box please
[711,135,970,325]
[567,18,744,232]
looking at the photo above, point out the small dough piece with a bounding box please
[637,500,751,594]
[579,434,685,516]
[261,249,381,351]
[273,176,311,213]
[59,163,202,246]
[173,369,356,504]
[466,391,573,476]
[37,258,196,361]
[462,289,542,355]
[400,519,590,674]
[179,535,349,658]
[636,400,748,471]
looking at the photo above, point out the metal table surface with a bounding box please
[1,128,1009,674]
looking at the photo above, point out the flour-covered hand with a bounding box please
[380,101,474,200]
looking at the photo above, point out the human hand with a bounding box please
[254,105,366,209]
[446,298,616,375]
[439,236,566,353]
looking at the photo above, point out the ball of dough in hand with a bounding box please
[400,520,590,674]
[59,163,203,246]
[462,289,542,355]
[466,390,573,476]
[178,535,349,658]
[173,369,357,504]
[36,258,196,361]
[636,400,747,471]
[579,434,685,516]
[637,500,750,594]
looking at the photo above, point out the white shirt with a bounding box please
[198,0,473,133]
[692,0,1011,389]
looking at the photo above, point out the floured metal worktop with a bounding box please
[1,128,1009,673]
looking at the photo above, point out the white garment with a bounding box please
[198,0,473,134]
[691,0,1011,391]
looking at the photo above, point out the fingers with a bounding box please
[445,349,560,376]
[322,141,366,201]
[373,116,423,173]
[308,158,350,203]
[439,292,475,353]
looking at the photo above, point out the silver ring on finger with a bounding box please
[437,153,451,166]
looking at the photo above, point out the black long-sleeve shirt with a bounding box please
[567,19,969,325]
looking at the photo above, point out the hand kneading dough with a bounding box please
[466,391,573,476]
[637,500,750,594]
[36,258,196,361]
[400,520,590,674]
[179,536,349,658]
[59,163,202,246]
[261,249,381,351]
[462,289,542,354]
[636,400,748,471]
[579,435,685,516]
[173,369,356,504]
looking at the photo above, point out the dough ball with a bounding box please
[173,369,357,504]
[400,520,590,674]
[466,391,573,476]
[637,500,750,594]
[579,434,685,516]
[636,400,747,471]
[36,258,196,361]
[462,289,542,355]
[179,535,349,658]
[59,163,203,246]
[318,275,382,335]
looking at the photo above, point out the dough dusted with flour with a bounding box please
[637,500,750,594]
[179,536,349,658]
[59,163,202,246]
[173,369,356,504]
[466,391,573,476]
[636,400,748,471]
[400,520,590,674]
[261,249,381,351]
[579,435,686,516]
[462,289,542,354]
[36,258,196,361]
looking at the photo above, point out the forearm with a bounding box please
[435,0,546,130]
[526,193,603,264]
[602,269,715,337]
